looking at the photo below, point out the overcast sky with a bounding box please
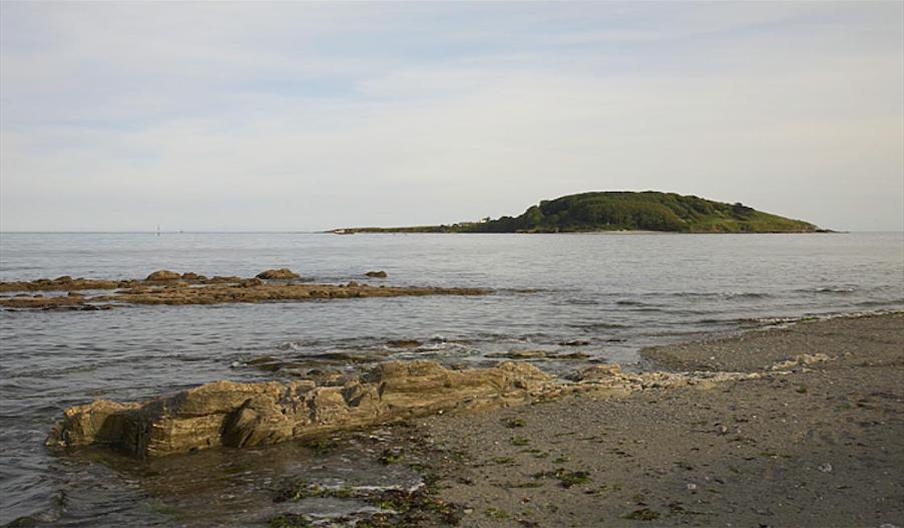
[1,2,902,231]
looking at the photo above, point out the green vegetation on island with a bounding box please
[333,191,822,234]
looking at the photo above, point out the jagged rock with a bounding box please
[46,360,553,458]
[365,271,388,278]
[256,268,300,280]
[146,270,181,281]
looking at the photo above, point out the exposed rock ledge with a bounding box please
[0,269,488,310]
[46,360,769,458]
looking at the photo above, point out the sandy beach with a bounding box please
[413,313,904,527]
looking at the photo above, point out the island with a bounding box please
[332,191,824,234]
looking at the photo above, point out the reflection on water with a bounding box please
[1,232,902,525]
[37,427,422,527]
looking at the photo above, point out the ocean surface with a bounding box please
[1,231,902,526]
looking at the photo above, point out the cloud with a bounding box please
[1,2,902,230]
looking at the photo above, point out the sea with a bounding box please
[1,231,902,526]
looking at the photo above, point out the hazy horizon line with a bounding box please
[3,229,901,235]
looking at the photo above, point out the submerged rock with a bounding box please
[559,339,591,347]
[487,350,550,359]
[386,339,422,349]
[46,360,553,458]
[256,268,300,280]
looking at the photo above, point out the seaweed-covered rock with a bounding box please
[365,271,388,278]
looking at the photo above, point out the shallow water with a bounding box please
[1,232,902,526]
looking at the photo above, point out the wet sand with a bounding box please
[416,313,904,527]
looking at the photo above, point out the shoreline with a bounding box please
[328,229,837,235]
[411,312,904,527]
[31,310,903,528]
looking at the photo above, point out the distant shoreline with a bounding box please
[328,228,839,235]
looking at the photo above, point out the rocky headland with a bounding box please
[0,269,487,311]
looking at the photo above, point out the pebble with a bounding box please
[817,463,833,473]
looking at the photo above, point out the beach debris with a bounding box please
[532,468,592,488]
[502,417,527,428]
[770,353,833,371]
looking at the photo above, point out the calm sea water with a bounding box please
[1,232,902,526]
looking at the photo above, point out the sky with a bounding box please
[1,1,902,232]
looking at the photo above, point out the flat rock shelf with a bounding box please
[0,269,489,311]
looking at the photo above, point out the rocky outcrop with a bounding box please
[46,359,768,459]
[46,361,553,458]
[146,270,182,281]
[256,268,301,280]
[0,276,126,292]
[0,272,489,310]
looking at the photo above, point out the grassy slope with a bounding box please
[334,191,820,234]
